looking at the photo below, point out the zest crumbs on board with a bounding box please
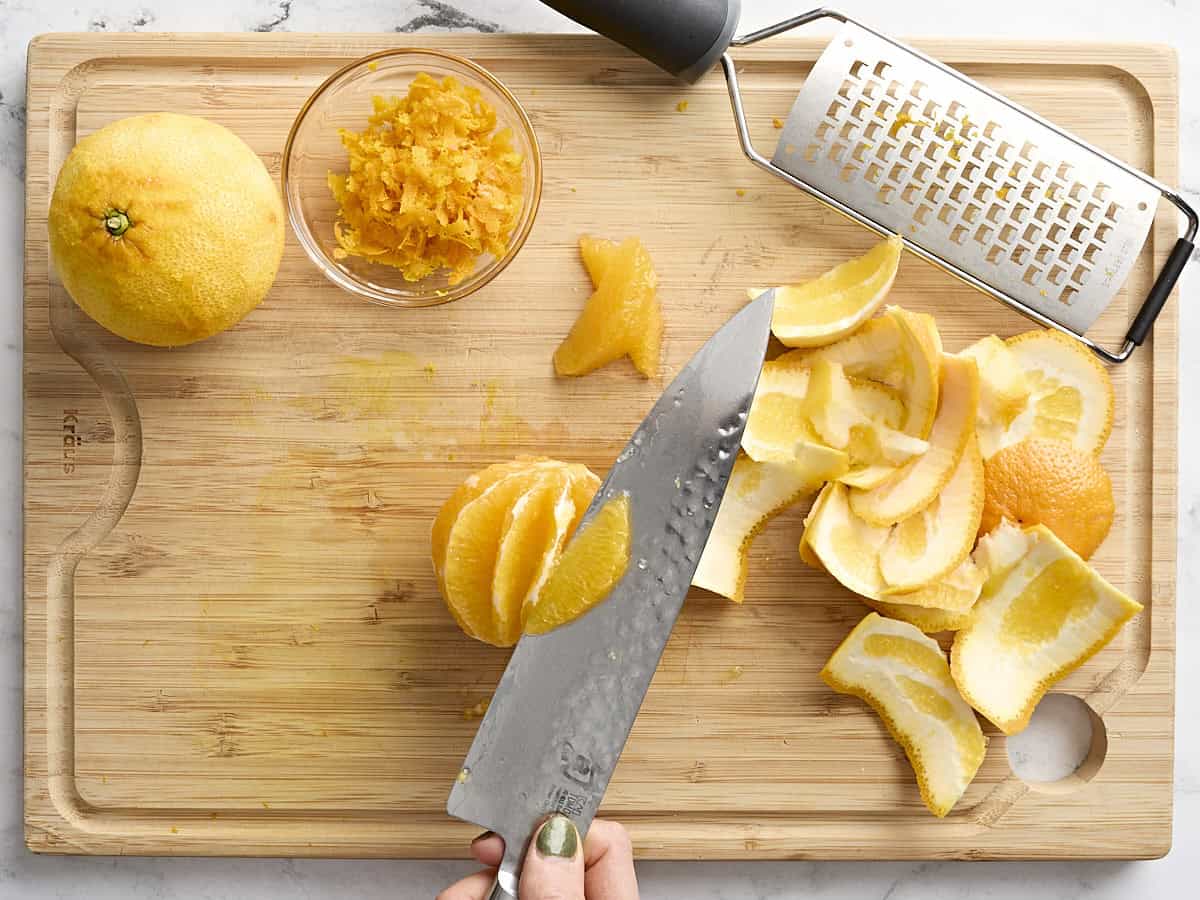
[327,73,525,285]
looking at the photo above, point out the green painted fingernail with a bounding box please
[536,814,578,859]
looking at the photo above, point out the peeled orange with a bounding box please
[442,469,548,642]
[433,458,600,646]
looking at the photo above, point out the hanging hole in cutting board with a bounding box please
[1005,693,1108,794]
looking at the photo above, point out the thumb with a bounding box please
[519,814,584,900]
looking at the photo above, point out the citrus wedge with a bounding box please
[959,335,1030,459]
[878,432,984,591]
[554,236,662,378]
[950,524,1142,734]
[525,493,632,634]
[850,354,980,526]
[694,451,842,601]
[752,235,903,348]
[995,329,1114,456]
[821,612,987,817]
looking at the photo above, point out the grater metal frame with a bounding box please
[719,7,1197,363]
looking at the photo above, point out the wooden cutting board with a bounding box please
[23,32,1178,860]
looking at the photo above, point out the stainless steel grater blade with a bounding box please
[719,8,1196,363]
[772,20,1156,337]
[541,1,1196,363]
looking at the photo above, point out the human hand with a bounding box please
[437,815,639,900]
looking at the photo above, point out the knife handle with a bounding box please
[485,845,522,900]
[485,879,518,900]
[539,0,740,83]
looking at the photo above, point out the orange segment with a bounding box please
[492,471,573,645]
[442,469,547,643]
[564,464,603,533]
[579,235,617,283]
[554,236,662,378]
[525,494,632,634]
[431,457,551,584]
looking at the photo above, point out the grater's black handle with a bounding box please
[1126,237,1193,347]
[539,0,740,83]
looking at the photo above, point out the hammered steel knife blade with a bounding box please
[446,290,775,899]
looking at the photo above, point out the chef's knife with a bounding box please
[447,290,775,899]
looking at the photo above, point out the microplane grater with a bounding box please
[773,21,1155,338]
[542,2,1196,362]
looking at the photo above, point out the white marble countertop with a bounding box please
[2,0,1197,897]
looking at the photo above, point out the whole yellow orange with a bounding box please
[49,113,284,346]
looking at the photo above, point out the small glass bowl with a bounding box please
[282,49,542,308]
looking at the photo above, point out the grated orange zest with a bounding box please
[328,73,524,285]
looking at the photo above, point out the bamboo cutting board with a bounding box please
[24,33,1178,859]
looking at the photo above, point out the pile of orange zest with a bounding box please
[328,72,524,285]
